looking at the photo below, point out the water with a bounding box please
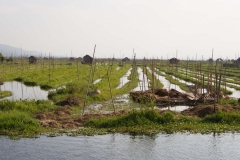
[160,69,240,98]
[0,81,48,100]
[116,68,131,89]
[133,67,149,91]
[93,79,101,84]
[160,105,191,111]
[1,133,240,160]
[86,94,131,114]
[151,68,184,92]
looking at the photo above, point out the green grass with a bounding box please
[0,90,12,98]
[0,100,58,138]
[0,110,40,137]
[203,110,240,124]
[83,109,240,135]
[48,63,137,103]
[85,109,174,128]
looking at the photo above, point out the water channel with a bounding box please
[116,68,131,89]
[1,132,240,160]
[0,81,48,100]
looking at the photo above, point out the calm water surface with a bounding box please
[0,81,48,100]
[1,133,240,160]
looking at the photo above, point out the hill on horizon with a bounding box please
[0,44,42,57]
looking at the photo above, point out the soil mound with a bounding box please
[56,95,82,106]
[181,104,240,117]
[35,109,129,129]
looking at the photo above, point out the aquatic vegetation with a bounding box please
[0,90,12,98]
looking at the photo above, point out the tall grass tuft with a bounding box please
[203,110,240,124]
[84,109,175,128]
[0,110,40,135]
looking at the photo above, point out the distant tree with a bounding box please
[0,53,5,63]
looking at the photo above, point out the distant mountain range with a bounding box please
[0,44,42,57]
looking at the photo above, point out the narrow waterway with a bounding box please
[149,68,185,92]
[1,133,240,160]
[132,67,149,91]
[116,68,131,89]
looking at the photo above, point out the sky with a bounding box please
[1,0,240,60]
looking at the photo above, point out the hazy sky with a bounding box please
[1,0,240,59]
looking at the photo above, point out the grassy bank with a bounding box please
[0,100,58,139]
[1,99,240,138]
[84,109,240,135]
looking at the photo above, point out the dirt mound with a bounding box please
[56,95,82,106]
[169,89,183,98]
[154,89,168,97]
[181,104,240,117]
[35,105,72,121]
[35,109,130,129]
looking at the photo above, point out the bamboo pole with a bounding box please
[214,65,217,113]
[48,53,51,84]
[77,57,80,81]
[217,74,222,103]
[151,59,154,93]
[82,45,96,115]
[107,68,115,113]
[143,59,146,91]
[224,68,226,94]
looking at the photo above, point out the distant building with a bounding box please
[69,57,75,61]
[83,55,93,64]
[77,57,82,61]
[216,58,223,62]
[169,58,179,64]
[28,56,38,64]
[122,57,130,62]
[234,57,240,64]
[207,58,213,63]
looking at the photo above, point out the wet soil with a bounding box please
[56,95,82,106]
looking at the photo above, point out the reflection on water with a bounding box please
[159,105,191,111]
[133,67,149,91]
[1,133,240,160]
[152,68,184,92]
[117,68,131,89]
[0,81,48,100]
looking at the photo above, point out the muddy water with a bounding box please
[1,133,240,160]
[0,81,48,100]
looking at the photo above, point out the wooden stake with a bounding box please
[82,45,96,115]
[107,68,115,113]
